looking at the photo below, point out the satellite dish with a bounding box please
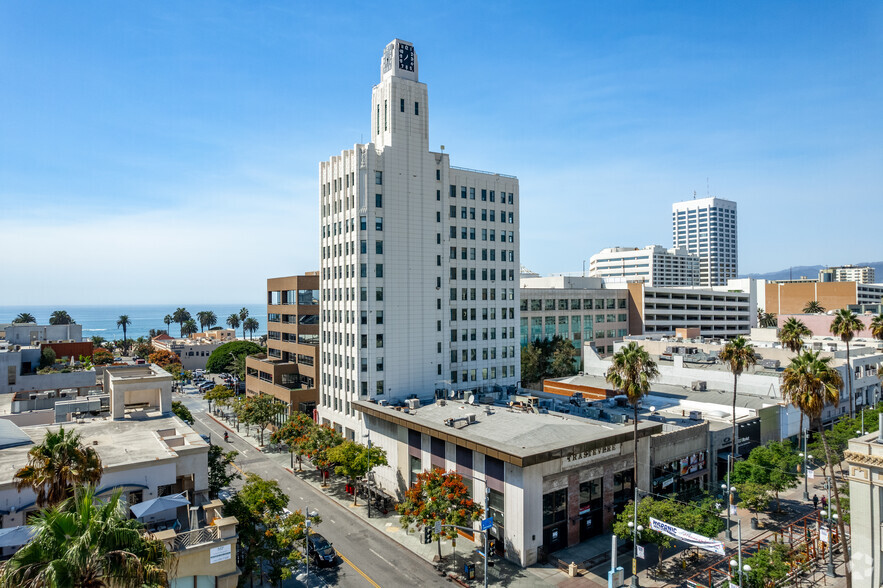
[467,394,475,405]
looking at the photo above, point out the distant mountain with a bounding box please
[743,261,883,282]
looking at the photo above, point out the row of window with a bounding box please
[448,206,514,224]
[268,289,320,306]
[450,365,516,383]
[521,298,626,311]
[449,307,516,321]
[450,345,517,363]
[449,267,516,281]
[449,287,516,301]
[450,247,515,262]
[449,185,515,204]
[448,226,514,242]
[450,327,517,341]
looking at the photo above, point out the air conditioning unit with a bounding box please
[406,398,420,410]
[466,414,476,424]
[689,411,703,421]
[377,399,389,407]
[691,381,707,391]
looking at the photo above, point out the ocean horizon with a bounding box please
[0,304,266,341]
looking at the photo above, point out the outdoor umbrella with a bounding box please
[130,493,190,519]
[0,525,36,548]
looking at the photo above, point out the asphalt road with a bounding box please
[181,393,450,588]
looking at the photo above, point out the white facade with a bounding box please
[1,324,83,346]
[819,265,875,284]
[589,245,699,287]
[672,197,738,287]
[318,40,520,439]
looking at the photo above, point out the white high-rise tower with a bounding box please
[672,197,738,287]
[318,40,521,439]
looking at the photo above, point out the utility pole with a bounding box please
[823,478,835,577]
[484,487,490,588]
[628,487,641,588]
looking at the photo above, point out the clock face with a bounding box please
[398,44,414,72]
[382,45,393,73]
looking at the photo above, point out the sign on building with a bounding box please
[210,543,232,564]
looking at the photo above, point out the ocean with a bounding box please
[0,304,265,342]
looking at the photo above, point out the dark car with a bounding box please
[307,533,337,567]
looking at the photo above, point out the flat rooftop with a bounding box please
[356,399,662,468]
[0,413,208,488]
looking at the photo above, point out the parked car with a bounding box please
[218,487,237,503]
[307,533,337,567]
[198,381,214,392]
[200,433,212,444]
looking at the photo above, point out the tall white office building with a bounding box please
[589,245,699,287]
[318,40,521,439]
[672,197,738,287]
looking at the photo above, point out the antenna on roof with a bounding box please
[706,177,710,197]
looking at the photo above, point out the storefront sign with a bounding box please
[562,443,620,468]
[210,544,232,564]
[649,517,725,555]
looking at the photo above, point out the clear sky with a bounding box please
[1,2,881,305]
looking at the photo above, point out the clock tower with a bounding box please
[372,39,427,150]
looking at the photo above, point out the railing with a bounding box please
[173,526,219,550]
[450,165,516,179]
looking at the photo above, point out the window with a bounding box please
[415,101,419,115]
[481,189,487,201]
[401,98,405,112]
[376,240,383,254]
[360,216,367,231]
[375,171,382,185]
[470,188,475,200]
[376,334,384,348]
[449,205,456,218]
[375,264,383,278]
[360,263,367,278]
[461,186,467,199]
[375,193,382,208]
[377,380,384,395]
[436,169,441,180]
[376,287,383,301]
[375,217,383,231]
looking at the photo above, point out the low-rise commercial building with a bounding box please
[0,323,83,346]
[152,336,230,371]
[765,280,883,315]
[0,343,97,397]
[245,273,319,413]
[589,245,699,287]
[845,428,883,586]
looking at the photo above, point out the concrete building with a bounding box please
[819,264,876,284]
[765,280,883,315]
[519,276,629,354]
[152,336,229,371]
[0,342,97,397]
[318,39,520,439]
[845,428,883,587]
[245,273,319,413]
[589,245,700,287]
[775,313,880,340]
[672,197,738,287]
[0,323,83,346]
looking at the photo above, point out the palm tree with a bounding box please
[116,315,131,355]
[781,351,851,587]
[227,313,241,337]
[243,317,259,340]
[830,308,863,418]
[204,310,218,331]
[163,314,173,335]
[719,337,758,464]
[779,317,812,354]
[172,308,191,337]
[182,319,199,337]
[48,310,75,325]
[605,342,659,490]
[12,312,36,324]
[803,300,825,314]
[13,427,103,507]
[91,336,106,348]
[196,311,209,333]
[238,307,249,340]
[0,486,172,587]
[870,313,883,341]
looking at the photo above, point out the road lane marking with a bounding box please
[369,548,395,568]
[335,550,381,588]
[330,519,336,524]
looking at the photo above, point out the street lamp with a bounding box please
[721,481,735,541]
[799,452,813,501]
[821,475,836,577]
[304,506,319,587]
[629,488,641,588]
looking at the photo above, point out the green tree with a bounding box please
[116,314,131,354]
[757,308,777,328]
[238,307,250,340]
[13,427,103,507]
[133,340,153,359]
[226,313,241,337]
[39,347,57,369]
[207,444,240,498]
[163,314,173,335]
[606,341,659,488]
[301,425,344,486]
[182,318,199,337]
[204,310,218,331]
[520,343,544,384]
[172,307,191,337]
[742,541,796,588]
[12,312,36,324]
[779,317,812,354]
[731,441,800,511]
[831,308,864,418]
[803,300,825,314]
[327,441,388,505]
[243,317,260,340]
[264,509,310,585]
[270,412,317,471]
[0,486,171,588]
[205,384,234,413]
[48,310,75,325]
[871,313,883,341]
[92,348,114,365]
[236,394,282,446]
[781,350,851,587]
[719,336,758,462]
[396,469,483,560]
[171,401,194,425]
[205,340,263,373]
[549,339,578,377]
[734,481,773,527]
[90,335,106,348]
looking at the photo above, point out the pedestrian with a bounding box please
[821,495,828,509]
[813,494,819,510]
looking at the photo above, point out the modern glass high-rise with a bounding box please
[672,197,738,287]
[318,40,521,439]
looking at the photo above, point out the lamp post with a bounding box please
[721,470,735,541]
[822,475,835,577]
[627,487,642,588]
[799,451,813,502]
[304,506,318,587]
[727,521,750,587]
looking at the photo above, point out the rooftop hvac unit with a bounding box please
[377,399,389,407]
[466,414,477,424]
[691,381,707,391]
[29,394,37,401]
[689,411,703,421]
[406,398,420,410]
[761,359,780,369]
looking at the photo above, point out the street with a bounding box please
[178,389,450,588]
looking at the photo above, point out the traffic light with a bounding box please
[488,538,496,553]
[424,525,433,544]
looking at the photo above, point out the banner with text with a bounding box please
[649,517,725,555]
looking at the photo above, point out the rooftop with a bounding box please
[356,398,661,467]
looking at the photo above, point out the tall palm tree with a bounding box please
[13,427,103,507]
[870,313,883,341]
[227,313,241,337]
[204,310,218,331]
[172,308,191,337]
[0,486,172,587]
[779,317,812,354]
[605,342,659,490]
[196,311,209,333]
[116,315,131,355]
[12,312,36,324]
[781,351,850,587]
[243,317,259,340]
[803,300,825,314]
[182,319,199,337]
[719,336,758,463]
[830,308,863,418]
[163,314,173,335]
[238,307,249,340]
[48,310,75,325]
[91,336,106,348]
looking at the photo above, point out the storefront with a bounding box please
[651,450,708,499]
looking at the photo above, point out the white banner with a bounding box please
[730,505,737,516]
[820,527,829,543]
[649,518,725,555]
[808,470,815,479]
[637,545,645,559]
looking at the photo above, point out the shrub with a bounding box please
[205,341,263,373]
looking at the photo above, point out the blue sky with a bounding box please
[1,2,881,305]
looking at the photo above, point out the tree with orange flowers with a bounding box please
[148,348,180,368]
[396,469,484,560]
